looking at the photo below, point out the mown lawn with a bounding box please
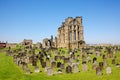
[0,50,120,80]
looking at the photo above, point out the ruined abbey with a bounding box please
[42,16,85,49]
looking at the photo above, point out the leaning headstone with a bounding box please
[66,65,72,73]
[106,66,112,74]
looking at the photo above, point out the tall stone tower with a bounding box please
[57,16,85,49]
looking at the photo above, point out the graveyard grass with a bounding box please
[0,49,120,80]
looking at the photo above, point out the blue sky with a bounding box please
[0,0,120,44]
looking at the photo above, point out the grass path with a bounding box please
[0,51,120,80]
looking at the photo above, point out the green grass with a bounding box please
[0,51,120,80]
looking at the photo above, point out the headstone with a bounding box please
[66,65,72,73]
[41,62,46,68]
[47,68,53,76]
[103,58,108,67]
[34,66,40,73]
[57,62,61,68]
[60,56,65,60]
[46,58,50,67]
[54,56,59,61]
[112,59,115,64]
[64,58,69,63]
[51,61,56,68]
[92,62,97,70]
[106,66,112,74]
[60,64,65,70]
[96,51,101,57]
[99,62,103,69]
[26,68,31,74]
[116,64,120,68]
[93,57,97,63]
[22,62,27,70]
[82,55,86,63]
[32,59,37,66]
[72,64,79,73]
[87,56,91,63]
[96,66,102,75]
[57,69,62,74]
[82,61,88,71]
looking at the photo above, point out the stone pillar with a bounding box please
[76,26,78,41]
[72,25,74,42]
[80,26,84,40]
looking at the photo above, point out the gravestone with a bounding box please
[87,55,91,63]
[51,61,56,68]
[57,69,62,74]
[26,68,31,74]
[106,66,112,74]
[47,68,53,76]
[99,62,103,69]
[92,62,97,70]
[32,59,37,66]
[72,64,79,73]
[116,64,120,68]
[57,62,61,68]
[41,62,46,68]
[82,55,86,63]
[46,58,50,67]
[93,57,97,63]
[60,56,65,60]
[112,59,115,64]
[82,61,88,71]
[96,51,101,57]
[54,56,59,61]
[60,64,65,70]
[96,66,102,75]
[34,66,40,73]
[66,65,72,73]
[22,62,27,70]
[64,58,69,63]
[103,58,108,67]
